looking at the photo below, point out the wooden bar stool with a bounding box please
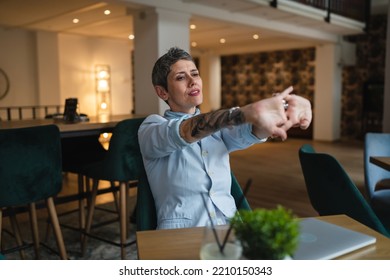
[81,117,145,259]
[0,125,68,259]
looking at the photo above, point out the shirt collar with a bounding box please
[164,108,201,119]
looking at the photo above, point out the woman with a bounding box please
[138,47,312,229]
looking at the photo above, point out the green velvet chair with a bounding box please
[81,117,145,259]
[299,144,390,238]
[364,133,390,229]
[136,168,251,231]
[0,125,68,259]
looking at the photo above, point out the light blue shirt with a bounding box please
[138,109,263,229]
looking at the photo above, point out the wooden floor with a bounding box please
[229,137,365,218]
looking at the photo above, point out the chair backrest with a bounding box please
[231,172,251,211]
[298,144,390,237]
[93,117,145,182]
[136,169,251,231]
[0,125,62,207]
[364,133,390,200]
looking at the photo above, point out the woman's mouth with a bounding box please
[188,89,200,96]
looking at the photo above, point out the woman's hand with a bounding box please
[242,86,294,140]
[242,86,312,141]
[284,93,312,130]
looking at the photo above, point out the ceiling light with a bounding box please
[128,34,135,40]
[104,10,111,15]
[191,42,197,47]
[190,24,196,30]
[219,38,226,44]
[72,18,79,24]
[253,34,259,40]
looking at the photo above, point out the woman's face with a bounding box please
[157,59,203,114]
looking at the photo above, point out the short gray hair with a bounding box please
[151,47,193,90]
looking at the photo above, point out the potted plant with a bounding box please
[230,205,300,260]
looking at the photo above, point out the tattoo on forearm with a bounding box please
[182,108,245,142]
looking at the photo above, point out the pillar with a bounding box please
[313,43,342,141]
[197,52,221,113]
[133,7,191,115]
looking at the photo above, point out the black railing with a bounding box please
[288,0,327,10]
[0,105,64,120]
[274,0,370,28]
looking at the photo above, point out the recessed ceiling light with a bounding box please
[128,34,135,40]
[191,41,197,47]
[253,34,259,40]
[104,10,111,15]
[72,18,79,24]
[190,24,196,30]
[219,38,226,44]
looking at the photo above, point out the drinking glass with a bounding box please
[199,222,242,260]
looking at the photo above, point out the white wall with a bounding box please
[36,31,61,108]
[58,34,133,117]
[0,28,39,107]
[0,28,133,118]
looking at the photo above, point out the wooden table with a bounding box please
[370,156,390,172]
[136,215,390,260]
[0,114,146,137]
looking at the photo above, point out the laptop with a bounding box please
[292,218,376,260]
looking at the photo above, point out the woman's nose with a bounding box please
[188,76,195,87]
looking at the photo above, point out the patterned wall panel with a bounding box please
[220,14,386,140]
[221,48,315,138]
[342,14,387,140]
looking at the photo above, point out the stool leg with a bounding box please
[9,213,26,259]
[28,203,40,259]
[119,181,127,259]
[81,179,99,256]
[110,181,120,215]
[46,197,68,260]
[78,174,86,250]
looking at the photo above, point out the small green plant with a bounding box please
[231,205,300,260]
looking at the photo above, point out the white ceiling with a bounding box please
[0,0,387,55]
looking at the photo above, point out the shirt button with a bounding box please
[202,151,208,157]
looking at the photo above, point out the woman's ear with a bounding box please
[155,86,169,101]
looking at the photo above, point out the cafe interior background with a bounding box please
[0,0,390,260]
[0,0,389,141]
